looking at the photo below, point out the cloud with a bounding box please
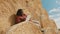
[56,0,60,5]
[49,7,60,13]
[49,0,60,29]
[49,7,60,29]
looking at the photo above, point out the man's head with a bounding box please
[17,9,23,16]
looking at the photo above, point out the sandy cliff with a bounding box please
[0,0,57,34]
[6,21,42,34]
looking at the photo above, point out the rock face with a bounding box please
[0,0,57,34]
[40,9,57,34]
[57,29,60,34]
[6,21,42,34]
[58,31,60,34]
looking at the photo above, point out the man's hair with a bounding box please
[17,9,23,16]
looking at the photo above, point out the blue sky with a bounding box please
[41,0,60,29]
[42,0,56,11]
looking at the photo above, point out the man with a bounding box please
[15,9,27,24]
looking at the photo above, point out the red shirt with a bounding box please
[16,14,27,24]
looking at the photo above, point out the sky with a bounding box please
[41,0,60,29]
